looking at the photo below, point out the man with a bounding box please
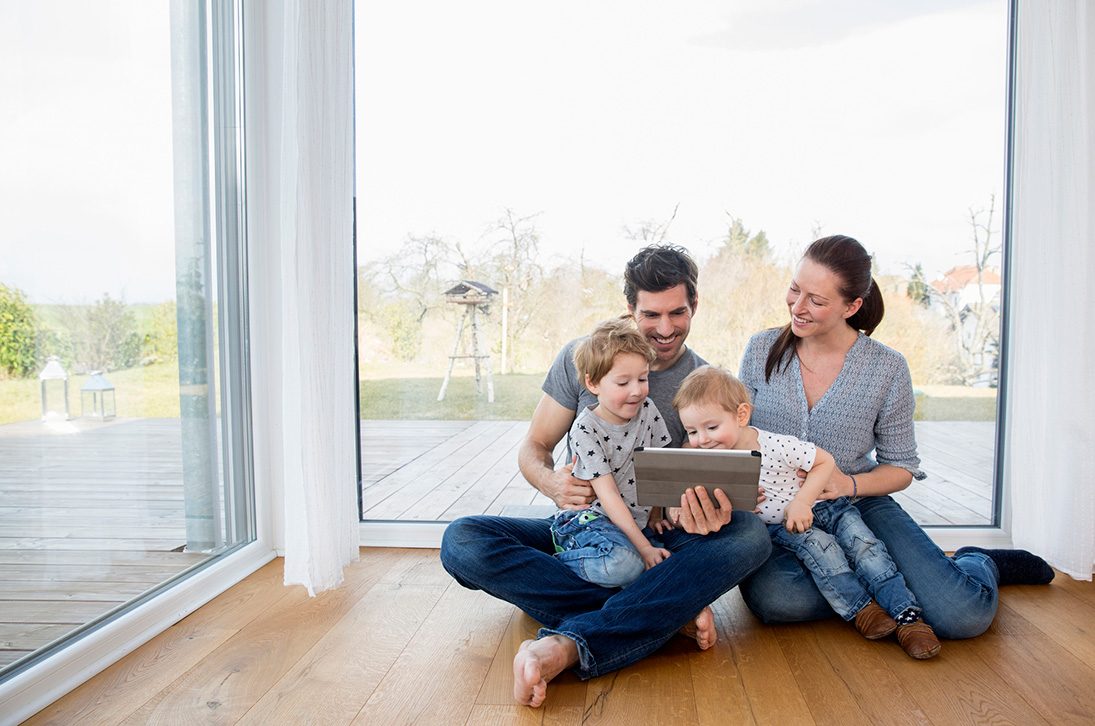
[440,245,771,708]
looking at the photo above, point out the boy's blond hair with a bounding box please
[673,365,751,412]
[574,316,656,387]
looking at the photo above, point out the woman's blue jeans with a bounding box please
[768,497,917,621]
[742,495,999,639]
[441,510,772,679]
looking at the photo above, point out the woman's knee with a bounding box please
[740,549,832,624]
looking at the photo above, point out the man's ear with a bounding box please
[736,402,752,426]
[842,297,863,320]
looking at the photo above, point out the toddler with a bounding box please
[673,365,941,659]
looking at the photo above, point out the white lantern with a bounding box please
[81,371,117,420]
[39,356,71,421]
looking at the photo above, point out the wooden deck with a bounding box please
[0,417,994,674]
[0,418,207,670]
[361,419,996,526]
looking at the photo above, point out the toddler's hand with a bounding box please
[650,507,676,535]
[784,500,813,533]
[641,546,671,569]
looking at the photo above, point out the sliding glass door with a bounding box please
[0,0,253,679]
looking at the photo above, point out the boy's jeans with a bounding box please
[767,497,918,620]
[551,510,648,588]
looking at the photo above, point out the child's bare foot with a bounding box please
[512,635,578,707]
[679,606,717,650]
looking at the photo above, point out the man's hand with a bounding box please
[677,486,732,535]
[545,455,595,509]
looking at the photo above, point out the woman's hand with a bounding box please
[797,465,854,501]
[678,486,732,535]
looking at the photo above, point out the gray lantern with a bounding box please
[81,372,117,420]
[39,356,71,421]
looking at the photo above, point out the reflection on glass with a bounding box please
[0,1,252,678]
[354,1,1007,528]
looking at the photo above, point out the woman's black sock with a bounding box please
[953,546,1055,586]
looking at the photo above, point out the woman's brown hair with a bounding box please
[764,235,885,382]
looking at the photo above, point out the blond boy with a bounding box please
[550,317,672,588]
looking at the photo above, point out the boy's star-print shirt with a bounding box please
[566,398,671,529]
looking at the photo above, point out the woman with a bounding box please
[738,235,1052,638]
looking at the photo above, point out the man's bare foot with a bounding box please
[679,606,718,650]
[512,635,579,708]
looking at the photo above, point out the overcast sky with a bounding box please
[0,0,1005,304]
[356,0,1007,277]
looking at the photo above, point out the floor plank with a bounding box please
[350,581,514,725]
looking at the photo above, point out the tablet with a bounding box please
[633,448,762,512]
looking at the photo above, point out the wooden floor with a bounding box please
[27,548,1095,725]
[361,420,996,526]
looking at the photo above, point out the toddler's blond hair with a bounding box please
[673,365,751,412]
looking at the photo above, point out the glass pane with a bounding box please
[355,1,1007,527]
[0,1,252,677]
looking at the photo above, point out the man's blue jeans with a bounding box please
[742,495,999,639]
[441,510,771,679]
[551,510,647,588]
[767,497,917,621]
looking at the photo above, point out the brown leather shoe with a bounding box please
[896,621,942,659]
[854,600,897,640]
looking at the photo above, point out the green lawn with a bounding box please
[0,362,183,424]
[913,393,997,422]
[0,367,999,425]
[359,374,545,420]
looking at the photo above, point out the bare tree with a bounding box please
[484,209,544,370]
[623,203,680,245]
[921,196,1002,386]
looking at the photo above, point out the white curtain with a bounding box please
[1006,1,1095,580]
[249,0,359,596]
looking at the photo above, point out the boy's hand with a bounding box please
[640,546,671,569]
[784,500,814,533]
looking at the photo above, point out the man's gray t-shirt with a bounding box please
[541,338,707,455]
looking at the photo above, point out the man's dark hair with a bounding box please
[623,244,699,309]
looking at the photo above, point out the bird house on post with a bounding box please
[437,280,497,403]
[39,356,71,421]
[81,371,117,420]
